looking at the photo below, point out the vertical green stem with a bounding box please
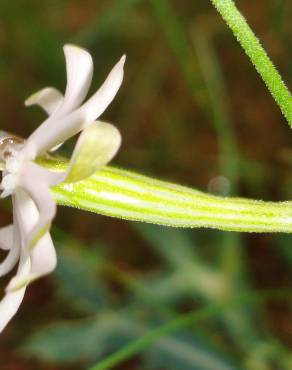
[210,0,292,126]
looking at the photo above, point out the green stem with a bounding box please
[45,160,292,233]
[210,0,292,126]
[88,289,291,370]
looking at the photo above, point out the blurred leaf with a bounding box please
[22,310,240,370]
[142,332,241,370]
[133,223,199,269]
[22,319,102,362]
[133,223,229,301]
[89,289,291,370]
[21,313,126,363]
[55,239,109,314]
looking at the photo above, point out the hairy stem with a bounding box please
[210,0,292,125]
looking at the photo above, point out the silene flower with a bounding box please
[0,45,125,332]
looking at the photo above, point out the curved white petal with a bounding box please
[0,195,30,333]
[79,54,125,122]
[0,250,30,333]
[18,165,56,250]
[25,89,65,152]
[25,46,93,120]
[30,233,57,276]
[5,190,57,293]
[13,190,35,239]
[0,245,20,278]
[20,161,63,187]
[0,212,20,277]
[65,121,121,183]
[6,233,57,293]
[59,44,93,116]
[0,224,13,250]
[24,55,125,157]
[25,87,63,115]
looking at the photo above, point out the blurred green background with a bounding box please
[0,0,291,369]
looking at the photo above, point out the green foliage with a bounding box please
[22,235,243,370]
[20,229,292,370]
[22,319,108,362]
[55,243,108,314]
[89,289,291,370]
[23,313,240,370]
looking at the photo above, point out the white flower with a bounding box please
[0,44,125,333]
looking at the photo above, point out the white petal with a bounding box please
[0,198,30,333]
[59,44,93,115]
[79,54,126,122]
[0,211,20,277]
[24,55,125,157]
[25,87,63,115]
[1,174,18,199]
[30,233,56,276]
[5,191,57,293]
[25,89,64,152]
[20,161,63,187]
[0,251,30,333]
[6,233,57,293]
[65,121,121,183]
[25,46,93,120]
[0,244,20,278]
[17,167,56,250]
[13,186,47,238]
[0,224,13,250]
